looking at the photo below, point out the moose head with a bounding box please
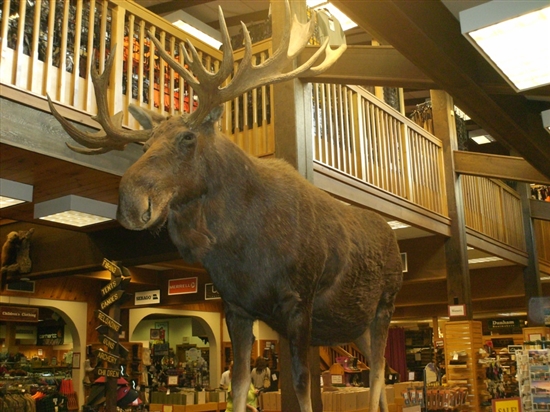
[49,3,403,412]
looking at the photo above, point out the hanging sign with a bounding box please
[99,334,117,351]
[37,325,64,345]
[96,349,120,365]
[168,277,198,296]
[205,283,221,300]
[0,306,39,322]
[96,310,122,332]
[491,397,521,412]
[488,319,520,329]
[100,290,125,310]
[448,304,466,317]
[135,289,160,305]
[96,367,121,378]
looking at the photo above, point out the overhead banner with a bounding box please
[135,289,160,305]
[168,277,198,296]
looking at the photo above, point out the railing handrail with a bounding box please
[347,85,443,149]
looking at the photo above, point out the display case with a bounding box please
[516,348,550,412]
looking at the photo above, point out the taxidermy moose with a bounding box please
[48,2,403,411]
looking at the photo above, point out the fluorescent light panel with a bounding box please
[468,256,503,265]
[164,10,222,50]
[307,1,357,31]
[34,195,117,227]
[387,220,411,230]
[469,129,495,145]
[542,109,550,134]
[0,178,33,208]
[460,2,550,91]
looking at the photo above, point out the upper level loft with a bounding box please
[1,0,549,320]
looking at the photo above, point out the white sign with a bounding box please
[135,289,160,306]
[448,304,466,317]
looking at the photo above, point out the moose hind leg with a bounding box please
[355,300,394,412]
[225,304,255,412]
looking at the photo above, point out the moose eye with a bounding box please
[179,131,196,142]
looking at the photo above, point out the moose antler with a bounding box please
[47,44,151,154]
[151,0,346,127]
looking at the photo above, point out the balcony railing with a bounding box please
[0,0,531,255]
[0,0,274,157]
[312,83,448,217]
[461,175,526,252]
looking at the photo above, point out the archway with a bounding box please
[129,308,221,388]
[0,295,87,404]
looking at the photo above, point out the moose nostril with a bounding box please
[141,199,152,223]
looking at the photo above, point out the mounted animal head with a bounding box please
[48,1,346,231]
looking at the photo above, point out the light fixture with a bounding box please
[460,1,550,92]
[34,195,117,227]
[542,109,550,134]
[0,178,33,208]
[307,0,357,31]
[468,256,503,265]
[387,220,411,230]
[164,10,223,50]
[469,129,496,145]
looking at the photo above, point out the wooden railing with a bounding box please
[534,219,550,264]
[461,175,526,252]
[0,0,274,157]
[312,83,448,217]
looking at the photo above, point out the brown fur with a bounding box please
[116,111,403,412]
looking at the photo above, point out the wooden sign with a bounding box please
[102,258,122,277]
[101,277,122,297]
[95,310,122,332]
[96,367,121,378]
[100,290,125,310]
[99,334,117,351]
[96,349,120,365]
[0,306,39,322]
[100,276,131,297]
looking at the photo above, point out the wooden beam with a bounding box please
[147,0,214,16]
[0,94,142,177]
[454,151,550,185]
[299,45,436,89]
[209,10,270,30]
[332,0,550,179]
[530,199,550,222]
[313,163,452,237]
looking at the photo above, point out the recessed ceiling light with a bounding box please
[34,195,117,227]
[460,2,550,91]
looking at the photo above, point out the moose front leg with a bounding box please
[285,302,314,412]
[225,303,255,412]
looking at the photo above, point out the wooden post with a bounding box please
[517,183,543,325]
[271,0,314,182]
[271,1,322,410]
[430,90,472,320]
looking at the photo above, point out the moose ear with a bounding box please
[128,104,167,130]
[203,105,224,124]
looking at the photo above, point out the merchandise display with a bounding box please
[517,348,550,412]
